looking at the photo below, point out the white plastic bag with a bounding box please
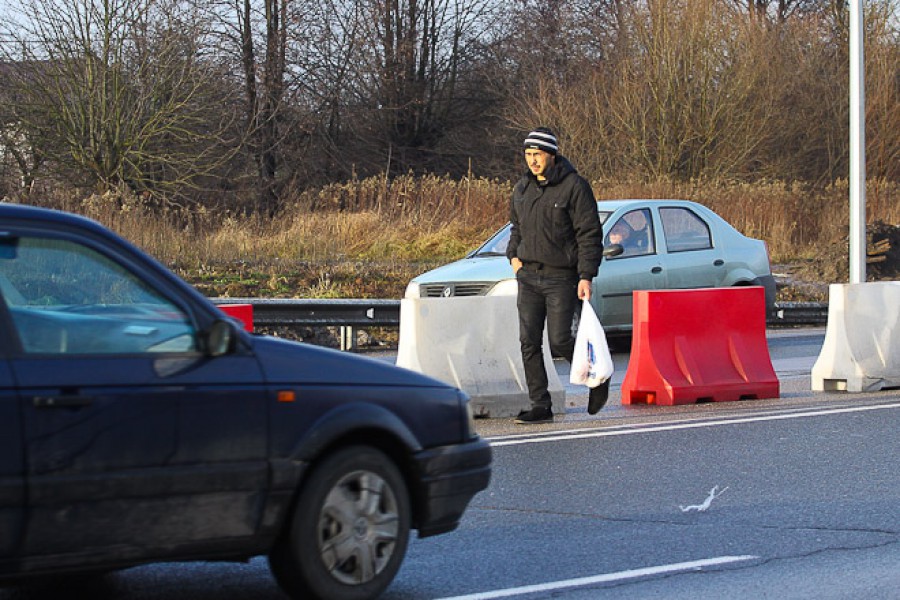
[569,298,614,388]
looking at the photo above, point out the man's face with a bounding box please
[525,148,554,178]
[609,223,630,245]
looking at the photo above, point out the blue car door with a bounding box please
[0,230,269,564]
[0,344,25,566]
[594,209,665,329]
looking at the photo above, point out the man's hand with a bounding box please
[511,257,523,273]
[578,279,592,301]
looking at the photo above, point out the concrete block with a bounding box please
[396,296,565,418]
[811,282,900,392]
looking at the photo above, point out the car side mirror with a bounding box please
[604,244,624,258]
[204,319,236,357]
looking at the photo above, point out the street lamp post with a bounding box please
[849,0,866,284]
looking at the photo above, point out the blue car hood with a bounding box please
[412,256,513,284]
[249,335,456,389]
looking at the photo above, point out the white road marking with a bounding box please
[433,555,759,600]
[487,402,900,446]
[680,485,729,512]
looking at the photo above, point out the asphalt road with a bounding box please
[3,327,899,599]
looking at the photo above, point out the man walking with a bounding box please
[507,127,609,423]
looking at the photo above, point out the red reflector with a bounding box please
[277,390,295,403]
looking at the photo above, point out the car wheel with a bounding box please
[269,445,411,600]
[607,334,632,353]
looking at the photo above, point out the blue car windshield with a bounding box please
[472,212,613,257]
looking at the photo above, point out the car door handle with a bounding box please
[651,266,663,274]
[713,259,725,266]
[33,395,94,408]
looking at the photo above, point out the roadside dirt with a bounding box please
[777,220,900,302]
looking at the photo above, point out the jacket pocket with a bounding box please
[551,200,575,244]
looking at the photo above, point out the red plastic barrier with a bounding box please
[621,287,779,406]
[218,303,254,332]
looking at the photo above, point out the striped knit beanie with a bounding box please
[523,127,558,155]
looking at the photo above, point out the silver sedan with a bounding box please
[405,199,776,336]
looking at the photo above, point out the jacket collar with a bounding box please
[523,155,576,186]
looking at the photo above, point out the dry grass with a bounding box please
[22,175,900,301]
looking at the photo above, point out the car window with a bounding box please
[604,209,655,257]
[660,207,713,252]
[474,211,614,258]
[474,225,511,256]
[0,235,197,355]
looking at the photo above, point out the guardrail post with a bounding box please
[340,326,356,351]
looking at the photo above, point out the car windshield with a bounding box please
[472,211,613,257]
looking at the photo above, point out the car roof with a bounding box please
[0,203,100,228]
[1,203,63,218]
[597,199,703,210]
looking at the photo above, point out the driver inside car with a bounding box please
[609,221,641,256]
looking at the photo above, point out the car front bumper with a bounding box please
[411,437,492,538]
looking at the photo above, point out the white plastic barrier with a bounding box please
[396,296,565,418]
[811,281,900,392]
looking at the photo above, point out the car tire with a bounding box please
[607,334,632,353]
[269,445,411,600]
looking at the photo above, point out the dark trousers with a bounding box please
[516,269,579,408]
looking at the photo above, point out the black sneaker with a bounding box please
[587,380,610,415]
[514,406,553,424]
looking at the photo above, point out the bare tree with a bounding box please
[234,0,287,211]
[863,0,900,182]
[279,0,369,183]
[494,0,630,174]
[344,0,499,175]
[765,0,899,183]
[0,61,47,196]
[1,0,242,199]
[725,0,831,23]
[2,0,895,200]
[510,0,784,182]
[662,0,780,179]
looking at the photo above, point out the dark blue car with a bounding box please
[0,204,491,600]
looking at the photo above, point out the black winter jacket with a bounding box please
[506,156,603,281]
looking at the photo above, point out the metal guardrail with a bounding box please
[212,297,400,327]
[211,298,401,350]
[768,302,829,326]
[213,298,828,349]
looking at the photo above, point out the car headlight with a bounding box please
[404,281,421,298]
[487,278,517,296]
